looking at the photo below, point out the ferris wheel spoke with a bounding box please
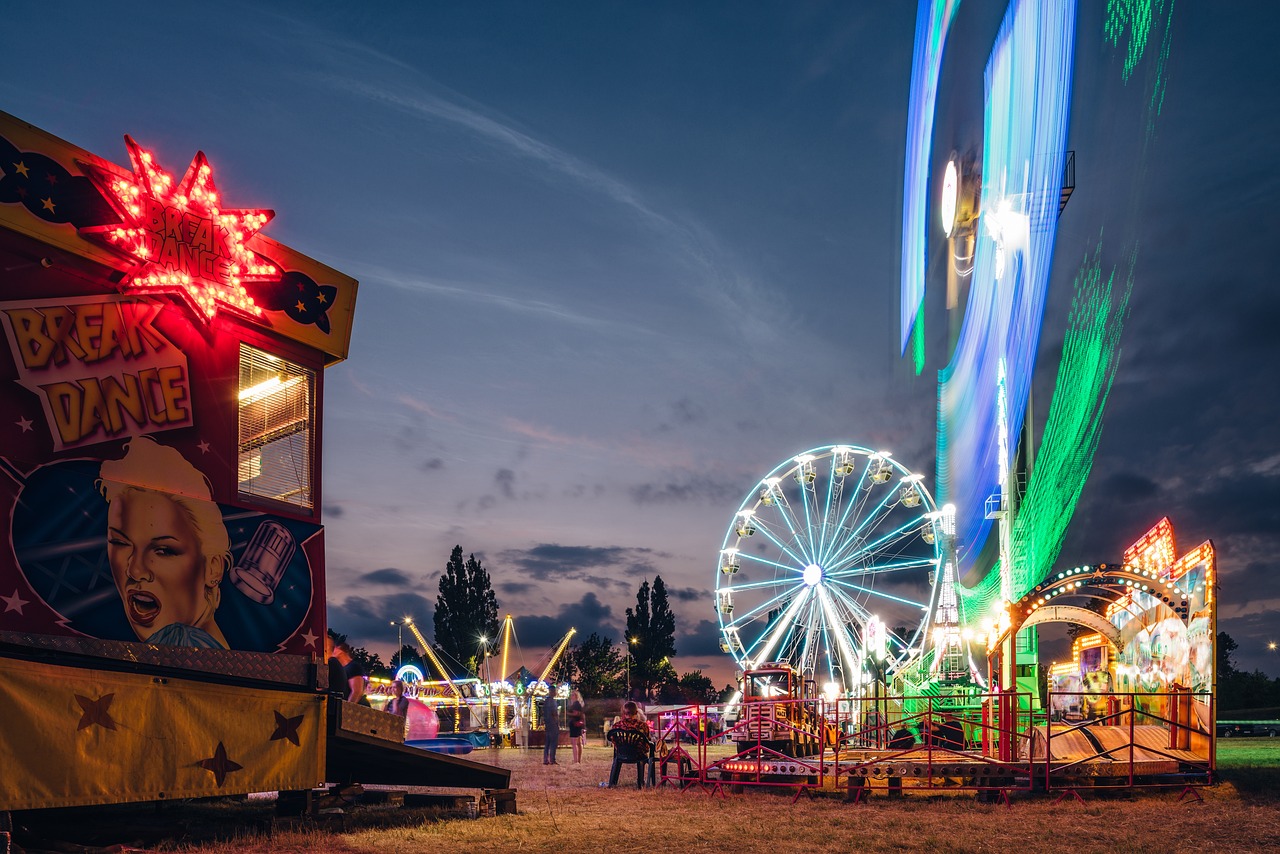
[750,518,810,569]
[797,480,818,566]
[823,487,899,567]
[821,458,876,563]
[827,555,937,579]
[817,585,864,686]
[728,573,802,592]
[757,494,808,568]
[724,584,799,629]
[736,549,804,575]
[828,576,929,611]
[825,517,924,574]
[816,456,840,561]
[745,585,812,666]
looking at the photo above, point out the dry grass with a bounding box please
[172,741,1280,854]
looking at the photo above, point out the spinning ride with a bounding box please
[714,445,946,696]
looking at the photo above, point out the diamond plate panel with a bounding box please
[0,630,316,687]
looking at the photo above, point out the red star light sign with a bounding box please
[81,135,279,321]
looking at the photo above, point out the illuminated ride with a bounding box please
[714,445,947,697]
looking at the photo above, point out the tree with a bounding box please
[565,632,626,697]
[677,670,718,704]
[350,646,389,679]
[625,575,677,699]
[1218,631,1239,678]
[390,644,425,676]
[433,545,500,677]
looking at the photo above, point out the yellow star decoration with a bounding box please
[316,291,327,304]
[12,160,30,178]
[41,197,56,213]
[295,300,306,313]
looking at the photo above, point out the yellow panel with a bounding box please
[0,656,326,810]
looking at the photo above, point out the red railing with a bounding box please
[651,689,1212,801]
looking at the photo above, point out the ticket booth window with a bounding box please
[238,344,315,510]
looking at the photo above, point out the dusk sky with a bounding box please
[3,1,1276,685]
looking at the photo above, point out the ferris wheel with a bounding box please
[715,445,945,696]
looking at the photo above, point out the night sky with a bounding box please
[3,1,1276,685]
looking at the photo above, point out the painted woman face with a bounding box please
[107,490,208,641]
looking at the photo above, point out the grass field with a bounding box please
[13,740,1280,853]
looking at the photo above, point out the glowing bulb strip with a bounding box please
[900,0,963,358]
[936,0,1076,580]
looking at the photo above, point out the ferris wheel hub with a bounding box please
[802,564,823,587]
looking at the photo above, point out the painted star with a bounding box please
[75,693,118,731]
[1,589,29,614]
[301,630,318,649]
[198,741,244,787]
[12,160,29,178]
[316,291,327,304]
[295,300,306,313]
[270,710,304,746]
[197,440,211,454]
[41,197,55,213]
[15,417,32,432]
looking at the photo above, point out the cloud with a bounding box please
[357,568,414,587]
[499,543,668,583]
[500,581,537,596]
[667,586,706,603]
[628,477,743,506]
[328,592,435,650]
[323,504,345,518]
[672,397,706,425]
[420,457,444,472]
[1099,471,1160,502]
[513,592,621,648]
[679,619,726,658]
[495,468,516,499]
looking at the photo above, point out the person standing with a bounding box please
[324,631,369,706]
[543,690,561,765]
[567,690,587,764]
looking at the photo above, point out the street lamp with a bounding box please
[626,636,638,699]
[390,616,411,669]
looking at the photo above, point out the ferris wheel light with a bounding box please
[803,564,822,586]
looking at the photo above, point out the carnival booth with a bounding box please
[0,111,509,811]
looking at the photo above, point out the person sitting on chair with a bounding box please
[606,701,651,789]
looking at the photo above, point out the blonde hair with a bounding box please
[98,437,231,611]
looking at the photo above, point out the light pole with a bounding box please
[390,619,404,668]
[626,636,637,699]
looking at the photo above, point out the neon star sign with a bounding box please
[80,135,279,321]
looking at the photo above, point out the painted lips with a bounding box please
[126,590,160,627]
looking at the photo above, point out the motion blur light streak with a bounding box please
[900,0,963,369]
[936,0,1076,582]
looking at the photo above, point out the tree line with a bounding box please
[1218,632,1280,713]
[333,545,731,704]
